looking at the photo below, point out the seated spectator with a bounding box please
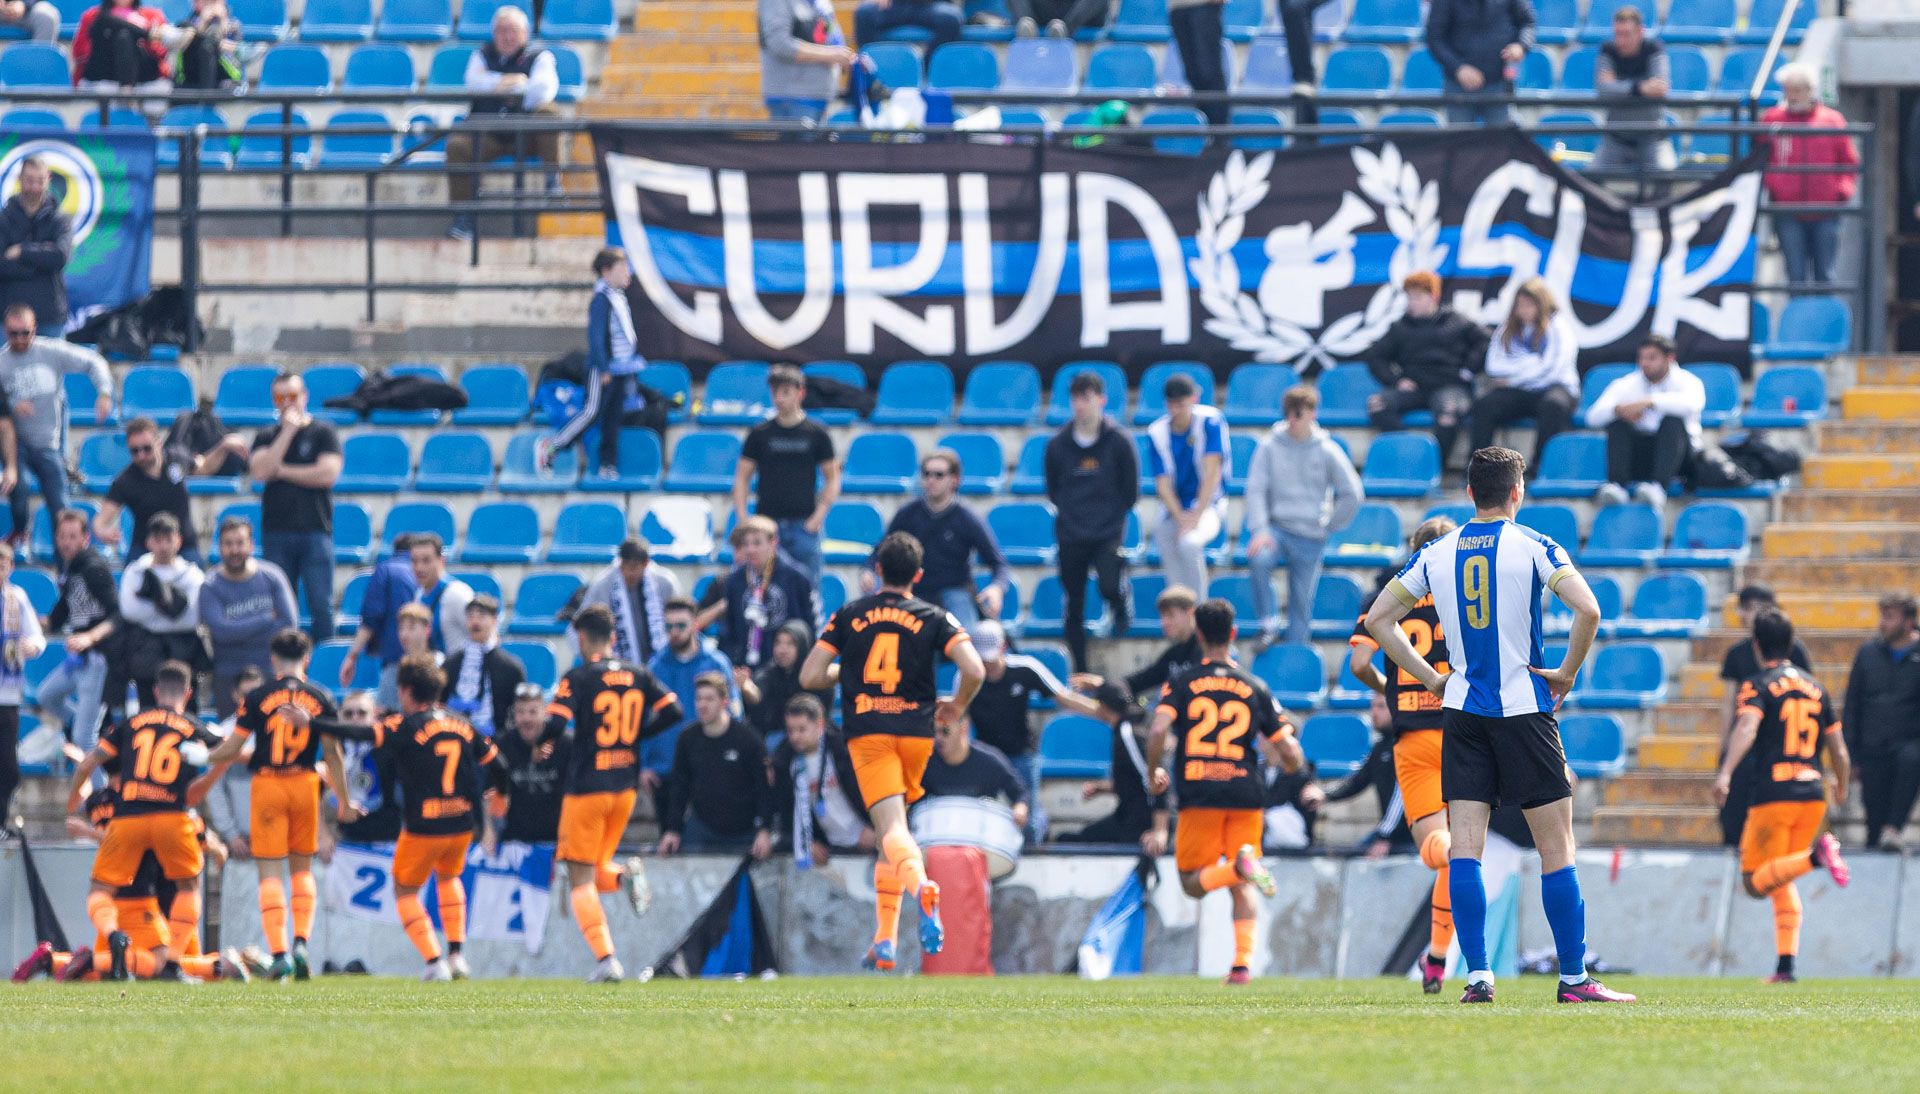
[1762,63,1859,287]
[72,0,171,94]
[410,533,474,659]
[1846,594,1920,852]
[96,416,239,565]
[1363,270,1487,468]
[758,0,854,123]
[1104,584,1201,699]
[698,515,818,672]
[920,712,1029,835]
[1263,758,1326,852]
[1468,277,1580,469]
[491,683,570,849]
[853,0,962,52]
[581,539,680,665]
[0,161,73,337]
[738,619,830,740]
[1056,681,1166,852]
[1245,385,1363,649]
[113,512,205,708]
[163,0,241,90]
[1592,6,1676,174]
[447,7,559,241]
[1010,0,1107,38]
[340,534,419,711]
[1585,333,1704,514]
[1426,0,1531,126]
[769,693,872,864]
[0,0,59,41]
[648,597,740,821]
[1147,374,1229,599]
[966,620,1097,844]
[1319,692,1412,857]
[657,672,775,858]
[442,595,526,737]
[875,447,1011,628]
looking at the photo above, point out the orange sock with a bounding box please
[438,877,467,946]
[1197,862,1240,893]
[571,883,613,960]
[50,952,74,979]
[396,893,442,963]
[168,890,202,957]
[881,830,927,898]
[96,949,158,978]
[257,874,289,955]
[1772,882,1803,958]
[289,870,318,944]
[595,862,621,894]
[179,954,219,979]
[873,860,903,946]
[86,890,119,936]
[1429,865,1454,958]
[1752,852,1814,896]
[1232,918,1255,969]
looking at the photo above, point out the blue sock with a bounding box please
[1540,865,1587,981]
[1449,857,1488,975]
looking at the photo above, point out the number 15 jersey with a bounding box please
[1737,664,1840,805]
[818,591,969,740]
[1157,660,1290,811]
[547,656,679,795]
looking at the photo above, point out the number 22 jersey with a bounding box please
[1157,660,1290,810]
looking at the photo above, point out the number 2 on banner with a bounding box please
[1462,556,1491,630]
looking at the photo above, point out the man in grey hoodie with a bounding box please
[1244,385,1363,648]
[198,516,298,716]
[0,304,111,556]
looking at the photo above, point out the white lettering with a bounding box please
[1652,171,1760,343]
[604,153,721,344]
[1075,173,1190,347]
[719,169,834,350]
[838,173,954,355]
[960,172,1070,354]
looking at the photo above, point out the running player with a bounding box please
[800,531,985,973]
[1714,607,1852,983]
[204,628,356,982]
[1349,515,1457,993]
[1143,599,1302,985]
[545,604,681,983]
[1365,446,1632,1004]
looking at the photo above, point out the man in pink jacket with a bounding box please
[1761,63,1858,287]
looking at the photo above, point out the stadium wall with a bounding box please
[2,847,1910,980]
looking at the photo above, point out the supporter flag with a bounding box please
[325,841,555,954]
[0,128,156,330]
[16,831,71,953]
[651,860,779,979]
[1074,855,1156,980]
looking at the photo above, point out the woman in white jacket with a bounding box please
[1467,277,1581,468]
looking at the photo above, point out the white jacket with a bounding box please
[1584,365,1706,441]
[118,553,205,635]
[1484,314,1579,395]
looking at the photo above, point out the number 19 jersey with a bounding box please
[548,656,679,795]
[234,676,338,772]
[818,590,969,740]
[1157,660,1289,810]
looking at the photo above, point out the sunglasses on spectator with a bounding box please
[666,621,691,631]
[129,444,155,456]
[3,328,31,340]
[920,468,952,479]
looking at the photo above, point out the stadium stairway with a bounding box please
[1592,354,1919,847]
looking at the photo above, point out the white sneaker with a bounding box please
[1630,481,1667,515]
[1593,482,1630,507]
[448,952,471,980]
[587,956,625,984]
[623,855,652,917]
[1290,81,1317,97]
[421,958,452,982]
[1013,15,1036,35]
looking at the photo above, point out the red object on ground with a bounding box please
[919,846,992,976]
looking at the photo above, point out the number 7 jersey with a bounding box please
[547,656,681,795]
[1157,659,1291,810]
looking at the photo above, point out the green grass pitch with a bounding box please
[7,976,1919,1091]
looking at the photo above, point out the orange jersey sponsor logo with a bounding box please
[854,694,920,716]
[419,797,474,820]
[594,748,638,772]
[1184,759,1248,783]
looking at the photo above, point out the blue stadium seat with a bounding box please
[0,44,68,88]
[1343,0,1421,43]
[1762,300,1849,361]
[1685,111,1735,162]
[872,361,954,425]
[1559,46,1599,95]
[229,0,289,40]
[457,501,540,564]
[498,432,578,492]
[64,372,109,427]
[318,111,395,169]
[78,434,128,494]
[1742,366,1828,431]
[1329,647,1385,709]
[698,361,771,424]
[1141,108,1207,156]
[1317,363,1380,427]
[1311,574,1365,639]
[1379,109,1442,128]
[927,43,998,91]
[1123,574,1166,638]
[1325,503,1402,569]
[334,572,369,633]
[546,501,627,563]
[1221,0,1259,39]
[425,45,472,89]
[1560,713,1628,777]
[1425,503,1474,528]
[1108,0,1168,41]
[455,570,503,606]
[155,106,232,171]
[1580,0,1653,42]
[550,45,585,103]
[938,432,1005,495]
[842,434,918,494]
[639,362,694,423]
[1046,361,1126,425]
[663,431,742,493]
[1576,363,1633,421]
[1314,107,1367,146]
[452,363,530,425]
[377,0,452,39]
[1536,111,1600,157]
[1133,362,1214,424]
[414,432,494,492]
[1530,432,1608,497]
[299,363,364,426]
[1573,643,1666,709]
[539,0,615,40]
[507,572,581,635]
[577,429,663,492]
[957,361,1040,427]
[1253,644,1327,710]
[799,361,864,425]
[382,501,455,552]
[1717,47,1782,101]
[211,501,261,561]
[258,44,332,93]
[1582,504,1662,567]
[1533,0,1580,42]
[1614,572,1708,638]
[11,569,58,616]
[334,502,374,564]
[1547,573,1620,635]
[1160,34,1232,90]
[311,640,380,698]
[1223,364,1294,426]
[988,502,1056,565]
[861,43,922,90]
[1299,713,1371,776]
[1740,0,1811,44]
[1686,362,1742,427]
[234,110,313,171]
[1322,46,1393,94]
[1010,435,1049,495]
[121,365,194,421]
[1361,432,1440,497]
[821,501,885,564]
[1662,502,1748,567]
[1224,434,1256,498]
[337,434,412,493]
[1239,35,1294,90]
[1207,574,1266,628]
[1399,48,1443,96]
[458,0,530,40]
[816,572,847,618]
[1513,49,1555,96]
[1229,107,1288,152]
[504,641,557,689]
[1023,577,1101,638]
[1085,43,1155,93]
[1517,504,1580,556]
[1039,714,1110,779]
[1,109,65,130]
[298,0,375,40]
[1666,45,1711,99]
[342,43,415,91]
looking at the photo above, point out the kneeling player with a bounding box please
[1145,599,1302,985]
[1714,608,1851,983]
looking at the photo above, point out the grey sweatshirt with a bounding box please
[1243,424,1364,541]
[197,560,298,677]
[759,0,839,102]
[0,337,110,449]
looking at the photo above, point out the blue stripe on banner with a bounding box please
[1457,522,1503,717]
[624,224,1753,306]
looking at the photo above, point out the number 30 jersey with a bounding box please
[817,591,970,740]
[234,676,338,773]
[1157,660,1291,810]
[546,657,680,795]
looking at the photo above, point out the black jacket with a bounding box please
[50,548,119,634]
[1844,639,1920,754]
[769,728,870,849]
[1362,307,1490,392]
[1426,0,1537,85]
[1044,416,1140,545]
[1125,635,1203,698]
[441,645,528,737]
[0,194,72,332]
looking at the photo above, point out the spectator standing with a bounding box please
[0,1,59,41]
[965,620,1088,843]
[580,538,679,665]
[702,515,818,671]
[1277,1,1339,99]
[442,595,525,737]
[852,0,962,52]
[1584,333,1703,514]
[0,541,44,827]
[1716,585,1813,849]
[1468,277,1580,468]
[492,683,570,847]
[1362,271,1487,468]
[539,248,644,479]
[1845,594,1920,851]
[657,672,775,857]
[1762,63,1859,287]
[769,693,872,862]
[1168,0,1228,125]
[878,447,1011,628]
[1244,384,1363,649]
[197,516,298,716]
[0,157,72,335]
[738,619,831,740]
[1,306,111,554]
[383,604,442,711]
[164,0,242,90]
[97,415,241,564]
[1426,0,1532,126]
[409,532,474,660]
[1056,682,1167,850]
[339,533,420,711]
[647,597,740,821]
[71,0,171,96]
[1010,0,1107,38]
[735,364,838,584]
[36,510,116,771]
[921,712,1030,834]
[113,512,204,706]
[1591,6,1675,173]
[758,0,854,122]
[249,371,342,643]
[327,689,404,845]
[446,7,559,241]
[1044,370,1137,672]
[1147,374,1229,598]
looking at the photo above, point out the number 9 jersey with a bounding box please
[1157,660,1291,810]
[547,657,681,795]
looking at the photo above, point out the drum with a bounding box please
[911,797,1023,880]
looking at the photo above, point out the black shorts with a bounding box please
[1441,709,1572,810]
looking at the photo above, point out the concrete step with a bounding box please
[582,93,770,121]
[1655,703,1729,738]
[1726,593,1877,632]
[1760,522,1920,559]
[1778,490,1920,523]
[1601,770,1718,808]
[630,2,761,34]
[601,63,764,97]
[1801,454,1920,491]
[1690,631,1862,665]
[1679,661,1851,701]
[1589,805,1724,846]
[1639,734,1721,772]
[610,40,760,66]
[1740,558,1920,593]
[1853,356,1920,386]
[1815,420,1920,454]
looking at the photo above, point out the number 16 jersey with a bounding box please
[547,657,679,795]
[818,590,969,740]
[1158,660,1290,811]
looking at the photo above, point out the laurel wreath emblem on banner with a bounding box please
[1192,142,1450,373]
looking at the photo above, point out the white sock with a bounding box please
[1560,973,1590,986]
[1468,970,1495,986]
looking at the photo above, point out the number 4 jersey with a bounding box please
[818,590,970,740]
[1737,663,1841,805]
[546,656,681,795]
[234,676,338,772]
[1157,660,1292,810]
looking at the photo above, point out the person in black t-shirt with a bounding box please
[1717,585,1813,847]
[1056,681,1168,851]
[95,416,238,564]
[656,672,775,857]
[490,683,568,847]
[920,712,1028,832]
[248,372,342,643]
[1076,583,1201,701]
[733,364,838,583]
